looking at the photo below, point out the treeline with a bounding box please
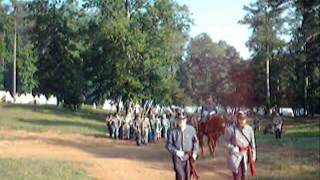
[0,0,319,115]
[0,0,193,109]
[240,0,319,115]
[179,0,319,115]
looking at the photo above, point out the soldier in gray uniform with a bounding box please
[169,113,177,129]
[273,112,283,139]
[133,113,142,145]
[224,111,256,180]
[161,114,170,139]
[141,115,150,144]
[201,95,217,123]
[167,113,199,180]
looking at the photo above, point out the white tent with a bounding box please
[35,94,47,105]
[0,90,6,102]
[24,93,35,104]
[14,94,22,104]
[279,107,294,117]
[4,91,14,103]
[257,107,266,115]
[16,93,35,104]
[47,95,57,105]
[185,106,197,114]
[103,99,117,112]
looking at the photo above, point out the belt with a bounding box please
[239,146,248,153]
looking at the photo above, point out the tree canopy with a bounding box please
[0,0,318,114]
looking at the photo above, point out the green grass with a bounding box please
[0,158,92,180]
[256,135,320,151]
[254,117,320,179]
[0,104,108,136]
[253,116,320,151]
[285,122,320,137]
[0,104,319,179]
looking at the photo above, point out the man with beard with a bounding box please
[224,111,257,180]
[167,112,199,180]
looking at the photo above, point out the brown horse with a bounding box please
[197,115,225,157]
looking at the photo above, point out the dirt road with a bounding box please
[0,130,231,180]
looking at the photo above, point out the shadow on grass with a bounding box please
[4,132,230,176]
[2,104,107,123]
[17,118,106,136]
[7,131,173,165]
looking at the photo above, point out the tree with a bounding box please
[82,0,192,105]
[28,0,85,110]
[180,33,243,106]
[240,0,287,108]
[12,0,17,96]
[0,0,38,94]
[0,0,13,91]
[228,62,255,108]
[295,0,320,115]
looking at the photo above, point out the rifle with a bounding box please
[187,151,199,180]
[187,137,199,179]
[145,100,155,132]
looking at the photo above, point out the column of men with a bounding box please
[106,108,178,145]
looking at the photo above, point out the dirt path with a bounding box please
[0,130,231,180]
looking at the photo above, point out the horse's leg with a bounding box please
[211,137,218,158]
[207,135,214,157]
[198,133,204,157]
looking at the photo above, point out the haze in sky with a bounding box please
[179,0,255,59]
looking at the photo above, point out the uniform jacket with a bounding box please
[167,125,199,161]
[224,124,256,173]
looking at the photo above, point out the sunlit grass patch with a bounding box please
[0,158,92,180]
[0,104,108,136]
[253,116,320,179]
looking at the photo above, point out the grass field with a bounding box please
[253,116,320,179]
[0,104,319,179]
[0,104,107,136]
[0,159,92,180]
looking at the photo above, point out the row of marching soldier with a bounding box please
[106,104,180,145]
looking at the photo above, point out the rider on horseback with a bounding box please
[200,95,218,135]
[201,95,217,123]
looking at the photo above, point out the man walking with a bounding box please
[162,114,170,139]
[224,111,257,180]
[142,115,150,144]
[273,112,283,139]
[167,113,199,180]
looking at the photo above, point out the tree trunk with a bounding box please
[304,76,308,116]
[13,0,17,97]
[265,14,271,110]
[276,79,280,106]
[266,50,270,108]
[125,0,130,20]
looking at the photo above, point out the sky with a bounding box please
[178,0,255,59]
[2,0,255,59]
